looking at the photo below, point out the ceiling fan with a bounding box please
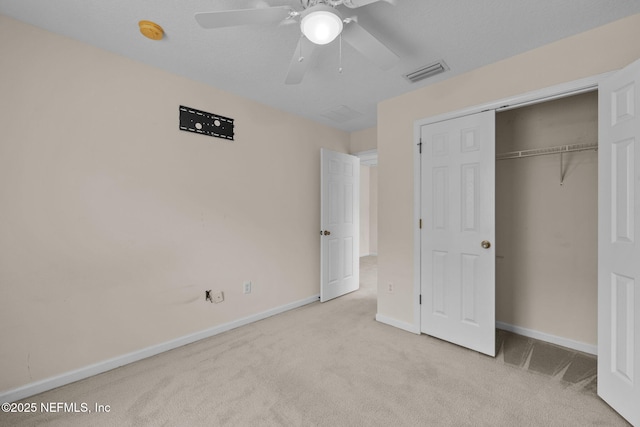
[195,0,399,84]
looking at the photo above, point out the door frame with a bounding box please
[412,71,614,335]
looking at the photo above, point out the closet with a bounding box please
[495,91,598,350]
[417,61,640,424]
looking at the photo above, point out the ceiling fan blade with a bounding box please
[343,0,396,8]
[285,37,317,85]
[341,20,398,70]
[195,6,293,29]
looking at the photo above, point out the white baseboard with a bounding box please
[496,321,597,355]
[375,313,420,334]
[0,295,320,404]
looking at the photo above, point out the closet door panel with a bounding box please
[420,110,496,357]
[598,57,640,427]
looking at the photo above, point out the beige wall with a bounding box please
[0,15,349,393]
[369,167,378,255]
[377,14,640,336]
[360,165,371,255]
[350,126,377,153]
[359,165,378,257]
[496,92,598,345]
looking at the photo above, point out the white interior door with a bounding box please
[598,58,640,427]
[420,110,496,356]
[321,149,360,302]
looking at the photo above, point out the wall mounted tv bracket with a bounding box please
[179,105,234,141]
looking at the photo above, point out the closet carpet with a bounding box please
[0,256,629,426]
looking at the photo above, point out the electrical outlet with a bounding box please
[387,283,394,293]
[243,281,252,294]
[212,291,224,303]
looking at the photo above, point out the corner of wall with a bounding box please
[350,126,378,154]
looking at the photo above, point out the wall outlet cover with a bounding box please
[212,291,224,303]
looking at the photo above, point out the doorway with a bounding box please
[495,91,598,354]
[356,149,378,258]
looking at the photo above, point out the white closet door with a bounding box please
[598,57,640,427]
[420,110,496,356]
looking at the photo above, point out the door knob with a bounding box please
[324,230,331,236]
[481,240,491,249]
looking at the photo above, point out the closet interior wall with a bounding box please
[495,91,598,347]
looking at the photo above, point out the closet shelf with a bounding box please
[496,142,597,160]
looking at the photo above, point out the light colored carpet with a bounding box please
[0,256,630,426]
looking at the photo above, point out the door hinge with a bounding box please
[419,294,422,305]
[418,139,423,154]
[419,218,422,229]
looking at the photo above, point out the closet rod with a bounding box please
[496,142,597,161]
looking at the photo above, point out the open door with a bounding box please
[598,58,640,427]
[320,149,360,302]
[420,110,496,356]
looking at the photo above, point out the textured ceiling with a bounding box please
[2,0,640,132]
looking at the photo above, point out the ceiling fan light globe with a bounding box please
[301,9,343,45]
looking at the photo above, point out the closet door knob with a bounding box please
[324,230,331,236]
[481,240,491,249]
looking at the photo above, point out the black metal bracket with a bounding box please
[179,105,234,141]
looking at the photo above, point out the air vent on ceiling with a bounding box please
[319,105,363,123]
[403,60,449,83]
